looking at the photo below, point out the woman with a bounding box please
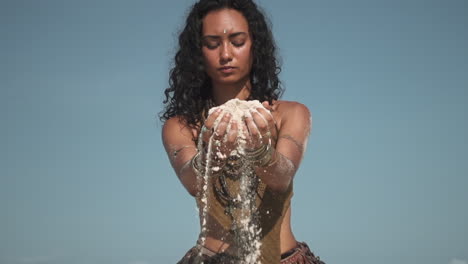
[161,0,325,263]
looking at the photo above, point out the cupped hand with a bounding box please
[242,101,278,151]
[200,109,239,166]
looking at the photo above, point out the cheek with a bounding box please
[202,52,219,78]
[243,43,253,63]
[234,47,249,62]
[202,50,216,67]
[239,47,253,69]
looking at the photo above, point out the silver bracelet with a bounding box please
[191,150,226,175]
[191,152,206,175]
[244,143,274,167]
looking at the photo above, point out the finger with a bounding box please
[251,108,269,134]
[202,109,223,142]
[239,121,249,141]
[257,107,277,141]
[204,108,223,131]
[227,120,238,144]
[250,110,269,146]
[211,113,233,164]
[271,100,278,112]
[237,121,251,149]
[244,114,261,147]
[200,127,210,145]
[261,101,272,111]
[256,107,274,123]
[213,112,231,141]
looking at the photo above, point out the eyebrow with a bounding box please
[202,32,247,39]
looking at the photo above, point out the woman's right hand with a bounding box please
[200,108,239,167]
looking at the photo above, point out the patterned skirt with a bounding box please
[177,241,325,264]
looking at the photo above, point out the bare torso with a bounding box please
[203,205,297,254]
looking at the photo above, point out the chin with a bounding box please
[217,78,241,84]
[214,75,249,85]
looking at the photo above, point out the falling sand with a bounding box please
[197,99,271,264]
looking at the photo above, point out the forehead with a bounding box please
[202,8,249,35]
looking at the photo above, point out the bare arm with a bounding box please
[249,102,312,193]
[162,111,238,196]
[162,117,199,196]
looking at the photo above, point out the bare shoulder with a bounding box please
[274,100,310,114]
[272,100,312,128]
[162,116,187,137]
[162,116,196,146]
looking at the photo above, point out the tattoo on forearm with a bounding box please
[278,134,304,153]
[171,145,196,158]
[276,150,297,171]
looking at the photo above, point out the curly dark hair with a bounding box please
[160,0,283,132]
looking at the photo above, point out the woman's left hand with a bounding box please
[242,101,278,151]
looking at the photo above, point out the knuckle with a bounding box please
[257,123,267,131]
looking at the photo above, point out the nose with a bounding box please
[219,42,233,64]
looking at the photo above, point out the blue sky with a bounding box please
[1,0,467,263]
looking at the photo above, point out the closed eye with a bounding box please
[232,41,245,47]
[203,41,220,49]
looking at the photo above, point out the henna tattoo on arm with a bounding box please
[278,134,304,154]
[169,145,197,161]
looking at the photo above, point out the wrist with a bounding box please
[191,151,205,175]
[191,150,226,175]
[244,144,275,167]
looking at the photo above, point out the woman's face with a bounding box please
[201,8,253,86]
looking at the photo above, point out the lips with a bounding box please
[219,66,236,73]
